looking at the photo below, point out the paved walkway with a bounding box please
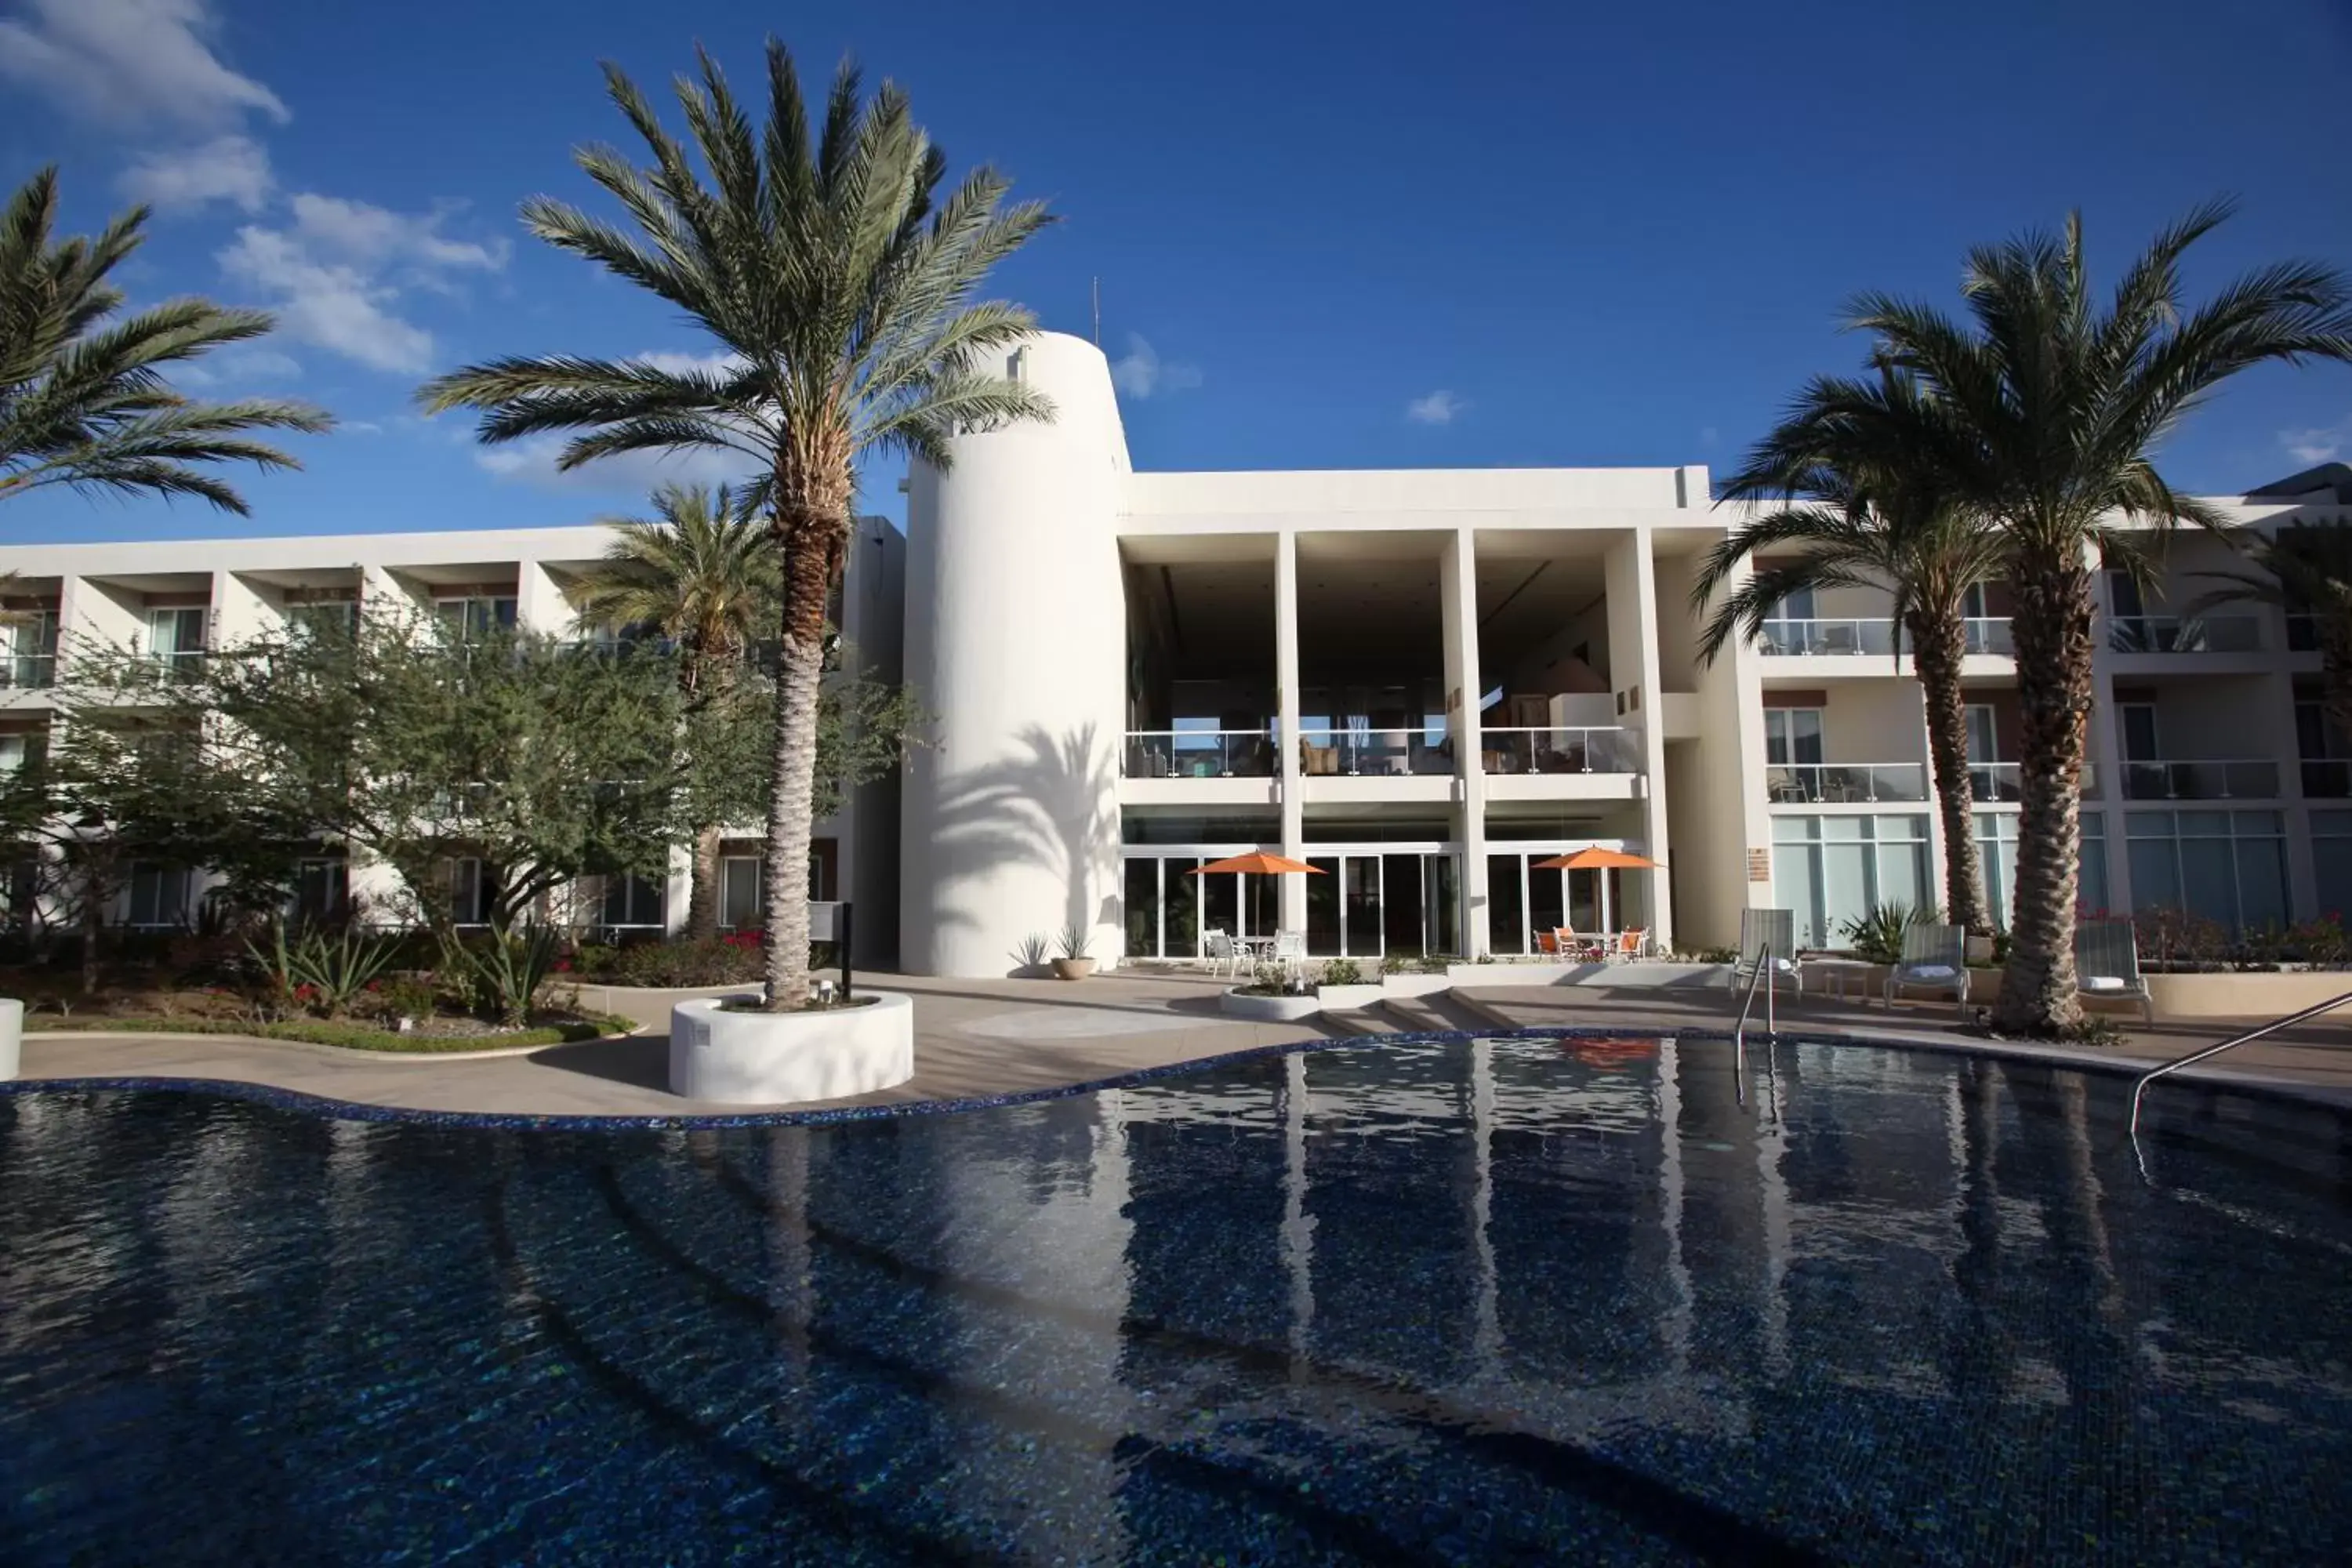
[11,969,2352,1119]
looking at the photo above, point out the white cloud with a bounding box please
[1109,334,1202,400]
[632,349,748,379]
[172,346,303,389]
[2281,418,2351,466]
[471,433,754,495]
[117,133,274,212]
[0,0,286,131]
[217,196,506,375]
[1406,390,1468,426]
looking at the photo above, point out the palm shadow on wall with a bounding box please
[925,723,1118,975]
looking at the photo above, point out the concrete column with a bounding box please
[1276,529,1306,932]
[516,560,571,638]
[2085,669,2129,916]
[1606,529,1673,950]
[1441,528,1488,955]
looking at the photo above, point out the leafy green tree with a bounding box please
[1700,368,2005,934]
[1835,203,2352,1032]
[421,42,1052,1007]
[0,167,330,514]
[113,606,689,946]
[2190,521,2352,745]
[574,481,777,935]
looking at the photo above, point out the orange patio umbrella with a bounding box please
[1531,846,1660,934]
[1187,852,1325,877]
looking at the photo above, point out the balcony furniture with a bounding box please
[1884,923,1970,1014]
[2074,917,2154,1025]
[1766,768,1809,804]
[1301,742,1339,775]
[1730,908,1802,996]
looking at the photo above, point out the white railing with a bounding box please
[1125,728,1279,779]
[1968,761,2100,800]
[2119,758,2280,800]
[1479,726,1640,774]
[1757,618,1897,657]
[2107,614,2262,654]
[1963,617,2013,655]
[1765,761,1927,804]
[1298,727,1453,777]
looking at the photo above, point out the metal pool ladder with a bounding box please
[1732,942,1777,1107]
[2126,985,2352,1135]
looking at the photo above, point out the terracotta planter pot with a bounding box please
[1051,957,1098,981]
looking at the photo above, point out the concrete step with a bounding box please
[1318,1007,1393,1037]
[1425,992,1506,1033]
[1377,995,1457,1033]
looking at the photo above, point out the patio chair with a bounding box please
[1205,927,1243,981]
[1611,927,1650,961]
[1534,930,1561,956]
[1270,929,1308,977]
[2074,917,2155,1024]
[1885,922,1969,1013]
[1730,908,1802,996]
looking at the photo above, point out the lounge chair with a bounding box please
[2074,917,2155,1024]
[1730,908,1802,996]
[1885,922,1969,1013]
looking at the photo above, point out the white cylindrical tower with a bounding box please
[900,332,1130,978]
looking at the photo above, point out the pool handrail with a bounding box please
[2126,984,2352,1135]
[1732,940,1775,1106]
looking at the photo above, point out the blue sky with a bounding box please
[4,0,2351,544]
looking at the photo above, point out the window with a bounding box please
[127,862,191,929]
[1965,705,1998,762]
[1763,708,1824,767]
[3,608,58,688]
[451,858,492,926]
[290,599,360,641]
[720,855,763,929]
[436,596,518,644]
[147,606,208,672]
[294,857,348,923]
[2107,571,2145,620]
[600,871,666,930]
[2118,703,2160,761]
[1772,815,1929,948]
[0,735,25,775]
[1961,583,1989,619]
[2125,809,2287,935]
[2312,811,2352,924]
[1973,811,2105,928]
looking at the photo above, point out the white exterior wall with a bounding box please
[899,333,1130,977]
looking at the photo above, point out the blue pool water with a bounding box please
[4,1035,2350,1565]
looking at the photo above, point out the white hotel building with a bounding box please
[3,331,2350,974]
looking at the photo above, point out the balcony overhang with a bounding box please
[1483,772,1643,803]
[1119,776,1281,809]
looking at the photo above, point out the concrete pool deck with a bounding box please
[9,967,2352,1119]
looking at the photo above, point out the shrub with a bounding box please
[247,922,403,1018]
[1056,923,1092,962]
[604,935,765,988]
[1319,957,1363,987]
[1838,902,1930,966]
[441,924,563,1025]
[1011,932,1051,971]
[372,973,439,1022]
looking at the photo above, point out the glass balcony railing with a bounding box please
[2106,615,2262,654]
[1479,726,1640,775]
[1765,762,1928,804]
[2119,759,2280,800]
[1757,618,1897,657]
[1298,728,1454,778]
[2,654,56,689]
[1967,761,2100,800]
[1126,729,1279,779]
[2303,758,2352,798]
[2288,613,2320,652]
[1962,617,2014,655]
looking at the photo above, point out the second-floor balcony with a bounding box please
[1968,760,2100,800]
[2107,614,2262,654]
[1757,616,2014,657]
[2304,758,2352,798]
[1479,726,1639,775]
[1766,761,1927,804]
[2120,758,2280,800]
[1126,728,1278,779]
[2,653,56,689]
[1299,727,1453,778]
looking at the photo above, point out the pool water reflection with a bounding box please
[3,1036,2350,1564]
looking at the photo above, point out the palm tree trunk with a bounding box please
[688,824,721,940]
[760,514,837,1011]
[1912,609,1991,934]
[1994,549,2096,1034]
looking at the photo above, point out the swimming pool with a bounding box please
[3,1034,2349,1564]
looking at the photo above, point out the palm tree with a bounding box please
[1842,202,2352,1033]
[1,167,329,513]
[421,42,1053,1008]
[574,481,777,937]
[1697,370,2005,935]
[2188,521,2352,745]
